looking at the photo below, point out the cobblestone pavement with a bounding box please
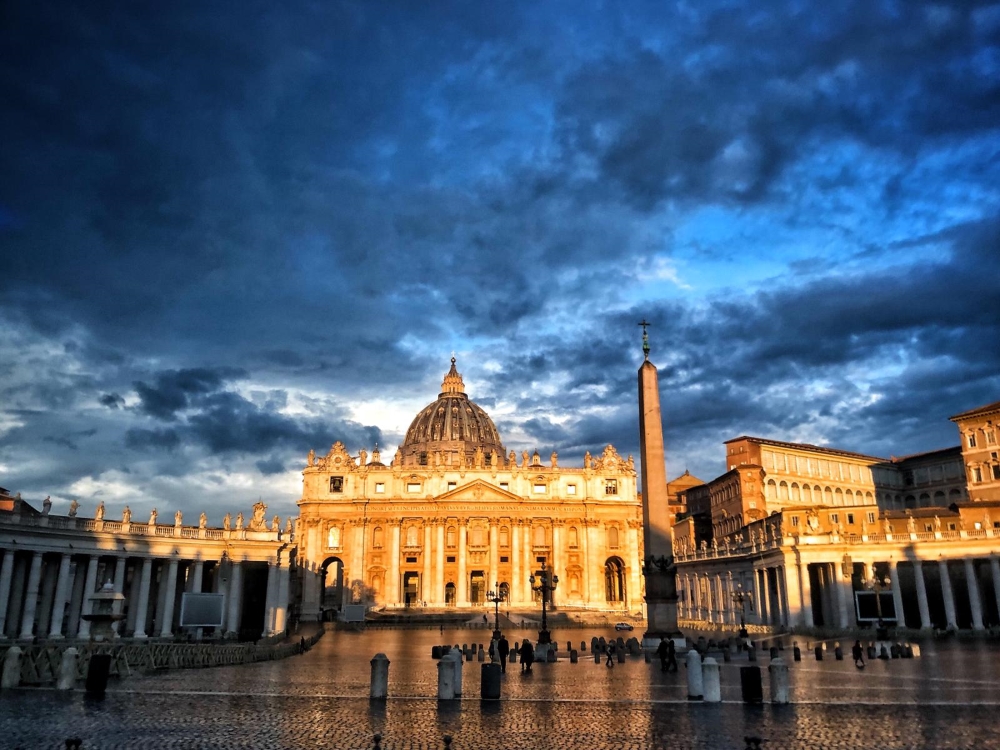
[2,627,1000,749]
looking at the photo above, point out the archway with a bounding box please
[445,582,456,606]
[605,557,626,604]
[402,571,420,607]
[320,557,345,620]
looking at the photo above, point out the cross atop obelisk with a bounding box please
[636,321,680,642]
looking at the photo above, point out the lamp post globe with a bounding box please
[486,583,506,640]
[530,561,558,645]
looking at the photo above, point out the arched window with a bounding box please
[446,526,457,548]
[570,572,580,593]
[607,526,620,549]
[824,487,834,505]
[779,481,789,501]
[845,489,854,504]
[766,480,777,502]
[372,526,384,549]
[406,525,418,547]
[500,526,509,548]
[791,483,801,503]
[327,526,341,548]
[834,488,844,506]
[568,526,579,548]
[605,559,625,602]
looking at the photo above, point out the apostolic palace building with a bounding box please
[0,344,998,642]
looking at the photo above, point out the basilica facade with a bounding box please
[296,359,645,620]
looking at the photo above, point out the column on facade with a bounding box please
[550,521,562,607]
[715,574,726,624]
[225,561,243,634]
[188,560,204,593]
[834,564,851,629]
[158,559,180,637]
[111,556,128,620]
[913,561,932,629]
[511,520,521,607]
[781,558,801,628]
[888,559,905,628]
[18,551,44,639]
[703,572,714,622]
[679,574,689,619]
[0,551,17,637]
[457,521,467,606]
[723,573,734,625]
[776,566,790,627]
[490,521,500,587]
[422,524,432,605]
[523,523,534,603]
[578,520,590,609]
[47,553,74,638]
[351,521,365,602]
[964,558,984,631]
[627,523,642,612]
[991,556,1000,626]
[76,555,100,638]
[799,562,815,628]
[939,559,957,630]
[435,521,445,604]
[388,524,401,605]
[132,558,154,639]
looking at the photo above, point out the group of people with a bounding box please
[486,634,539,673]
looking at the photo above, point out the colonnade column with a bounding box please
[351,521,365,602]
[782,558,802,628]
[758,568,770,625]
[132,558,154,639]
[798,562,814,628]
[225,561,243,635]
[775,567,789,627]
[422,524,432,605]
[579,521,589,609]
[18,552,44,639]
[490,522,500,587]
[158,559,180,637]
[939,560,957,630]
[836,567,851,629]
[888,559,905,628]
[456,522,467,606]
[0,552,17,637]
[76,556,100,638]
[964,558,984,631]
[523,524,533,603]
[511,520,521,606]
[913,561,932,629]
[274,563,290,633]
[715,575,726,624]
[388,524,401,605]
[47,554,73,638]
[262,563,278,636]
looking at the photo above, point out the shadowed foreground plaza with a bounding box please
[3,627,1000,749]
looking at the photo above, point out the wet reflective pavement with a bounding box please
[3,626,1000,749]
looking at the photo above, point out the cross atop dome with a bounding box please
[441,356,466,395]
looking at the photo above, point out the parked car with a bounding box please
[614,622,634,631]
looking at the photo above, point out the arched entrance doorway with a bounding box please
[321,557,345,621]
[605,557,626,605]
[445,582,456,606]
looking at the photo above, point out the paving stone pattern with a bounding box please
[2,628,999,749]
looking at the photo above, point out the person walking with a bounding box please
[606,641,615,668]
[489,636,499,663]
[498,635,510,673]
[852,639,865,669]
[519,638,535,673]
[656,637,677,672]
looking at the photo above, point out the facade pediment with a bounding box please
[438,479,521,504]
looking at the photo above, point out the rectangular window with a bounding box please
[993,465,1000,480]
[791,516,800,527]
[330,476,344,493]
[446,556,456,563]
[533,483,546,494]
[407,482,421,493]
[500,556,509,563]
[847,513,855,524]
[567,484,577,495]
[375,482,385,494]
[447,481,457,491]
[973,468,983,483]
[867,512,875,524]
[499,482,509,490]
[969,434,978,448]
[987,430,996,445]
[948,523,957,531]
[405,556,417,564]
[830,513,839,523]
[605,479,618,495]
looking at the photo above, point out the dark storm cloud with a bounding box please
[99,393,125,409]
[133,368,246,421]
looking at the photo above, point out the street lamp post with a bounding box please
[486,582,506,640]
[731,582,752,640]
[869,572,891,640]
[529,561,558,645]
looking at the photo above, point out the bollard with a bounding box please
[686,649,704,700]
[702,657,721,702]
[594,650,601,664]
[591,636,599,652]
[769,657,789,704]
[617,646,625,663]
[904,644,914,658]
[477,646,485,662]
[834,644,843,661]
[722,648,731,663]
[645,649,651,664]
[547,648,557,663]
[85,653,112,696]
[814,645,823,661]
[453,649,464,696]
[567,641,572,652]
[510,648,517,663]
[437,654,456,700]
[432,645,442,659]
[769,646,779,659]
[57,648,78,691]
[890,643,900,659]
[740,665,763,704]
[747,646,757,662]
[792,644,801,662]
[481,662,501,700]
[570,649,578,663]
[466,648,474,662]
[370,653,390,699]
[1,646,22,689]
[581,641,586,651]
[867,644,877,660]
[879,645,889,660]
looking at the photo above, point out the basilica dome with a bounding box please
[399,358,506,468]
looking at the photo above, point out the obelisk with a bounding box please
[637,321,680,643]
